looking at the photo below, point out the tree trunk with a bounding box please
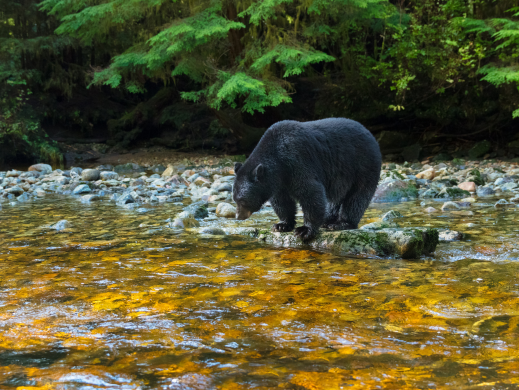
[226,2,244,65]
[213,109,265,150]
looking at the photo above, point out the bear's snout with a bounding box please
[236,207,252,220]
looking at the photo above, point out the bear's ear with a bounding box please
[234,162,243,173]
[252,164,264,182]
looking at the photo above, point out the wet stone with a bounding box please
[381,210,404,221]
[72,184,91,195]
[216,202,236,218]
[183,201,208,219]
[100,171,119,181]
[81,169,100,181]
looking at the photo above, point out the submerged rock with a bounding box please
[183,201,209,219]
[200,227,226,235]
[381,210,404,221]
[49,219,72,231]
[439,230,463,242]
[251,227,439,259]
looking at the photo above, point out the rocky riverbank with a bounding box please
[3,158,519,257]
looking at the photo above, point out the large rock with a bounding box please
[81,169,100,181]
[250,227,439,259]
[28,163,52,174]
[372,180,418,202]
[216,202,236,218]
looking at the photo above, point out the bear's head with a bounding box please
[233,162,270,220]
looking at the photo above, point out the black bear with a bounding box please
[233,118,382,242]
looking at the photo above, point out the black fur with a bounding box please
[233,118,382,242]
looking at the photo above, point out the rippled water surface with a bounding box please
[0,196,519,389]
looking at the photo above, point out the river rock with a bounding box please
[215,182,233,192]
[439,230,463,241]
[494,199,512,208]
[476,186,495,197]
[441,201,460,211]
[216,202,236,218]
[361,221,399,230]
[7,186,24,196]
[458,182,476,192]
[436,187,470,199]
[372,180,418,202]
[183,201,209,219]
[28,163,52,174]
[81,169,100,181]
[35,188,46,197]
[200,227,226,235]
[381,210,404,221]
[72,184,91,195]
[100,171,119,181]
[416,168,435,180]
[424,207,439,213]
[50,219,71,231]
[81,194,101,203]
[17,193,30,202]
[254,227,439,259]
[510,196,519,204]
[116,193,135,205]
[168,217,200,229]
[162,165,176,178]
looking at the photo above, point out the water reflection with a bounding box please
[0,196,518,388]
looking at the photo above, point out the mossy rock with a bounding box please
[468,140,491,159]
[237,227,439,259]
[435,187,471,199]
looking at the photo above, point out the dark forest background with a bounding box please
[1,0,519,165]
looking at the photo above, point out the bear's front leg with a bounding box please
[270,193,297,232]
[294,182,326,243]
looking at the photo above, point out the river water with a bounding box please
[0,195,518,389]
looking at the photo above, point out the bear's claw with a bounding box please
[323,222,356,231]
[272,222,295,232]
[294,226,317,242]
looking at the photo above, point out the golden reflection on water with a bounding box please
[0,196,518,389]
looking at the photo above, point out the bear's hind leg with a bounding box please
[270,193,297,232]
[323,203,341,230]
[329,187,374,230]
